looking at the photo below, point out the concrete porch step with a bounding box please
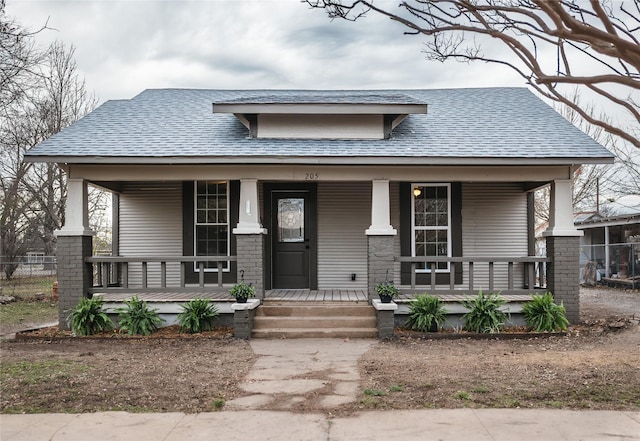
[252,327,378,339]
[252,301,377,339]
[253,316,377,329]
[255,302,375,317]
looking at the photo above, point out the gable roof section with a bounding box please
[25,88,615,166]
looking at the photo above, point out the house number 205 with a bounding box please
[305,172,319,180]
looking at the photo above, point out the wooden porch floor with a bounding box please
[95,289,531,303]
[265,289,368,302]
[94,289,369,302]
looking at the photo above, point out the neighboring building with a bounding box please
[24,88,614,330]
[576,212,640,288]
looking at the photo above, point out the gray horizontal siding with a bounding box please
[317,182,370,289]
[119,182,183,287]
[462,182,528,290]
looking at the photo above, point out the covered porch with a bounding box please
[56,165,582,333]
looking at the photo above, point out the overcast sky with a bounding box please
[8,0,531,104]
[8,0,639,212]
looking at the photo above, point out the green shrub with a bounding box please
[116,296,164,336]
[177,298,219,333]
[522,292,569,332]
[462,291,509,333]
[66,297,113,336]
[406,294,446,332]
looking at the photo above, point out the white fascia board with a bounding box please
[576,217,640,229]
[213,103,428,115]
[27,155,616,166]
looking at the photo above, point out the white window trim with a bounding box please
[27,251,45,264]
[194,180,231,273]
[411,183,452,273]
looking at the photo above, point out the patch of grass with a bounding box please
[546,400,563,409]
[1,277,55,299]
[498,396,521,408]
[0,301,58,327]
[471,385,489,394]
[421,382,435,390]
[364,388,386,396]
[1,360,89,386]
[360,396,383,409]
[212,398,225,410]
[453,390,471,401]
[389,384,405,393]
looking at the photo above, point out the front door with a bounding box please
[267,185,317,289]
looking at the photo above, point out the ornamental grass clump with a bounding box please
[406,294,446,332]
[117,296,164,336]
[462,290,509,334]
[177,298,219,333]
[522,292,569,332]
[66,297,113,336]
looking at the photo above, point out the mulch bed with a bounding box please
[15,324,234,340]
[394,326,567,340]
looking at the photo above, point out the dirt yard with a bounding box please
[1,286,639,414]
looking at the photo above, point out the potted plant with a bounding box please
[406,294,446,332]
[375,280,399,303]
[229,280,255,303]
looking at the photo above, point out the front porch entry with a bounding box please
[264,183,318,290]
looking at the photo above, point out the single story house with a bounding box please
[25,88,614,335]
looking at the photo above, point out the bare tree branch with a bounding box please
[1,34,97,277]
[306,0,640,148]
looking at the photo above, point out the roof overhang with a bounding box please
[212,102,428,115]
[24,155,614,166]
[576,214,640,229]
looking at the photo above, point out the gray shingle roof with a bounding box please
[25,88,614,165]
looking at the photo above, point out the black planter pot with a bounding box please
[379,294,393,304]
[236,297,248,303]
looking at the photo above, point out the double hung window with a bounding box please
[195,181,229,271]
[412,184,451,271]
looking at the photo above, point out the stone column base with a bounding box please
[546,235,580,323]
[232,299,261,339]
[235,234,266,299]
[373,299,397,339]
[56,235,93,330]
[367,235,395,301]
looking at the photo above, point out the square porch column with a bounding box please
[233,179,267,299]
[543,179,583,323]
[366,180,397,301]
[55,179,94,330]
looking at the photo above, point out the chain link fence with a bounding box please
[579,243,639,289]
[0,256,57,299]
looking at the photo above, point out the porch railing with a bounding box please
[395,256,550,294]
[85,255,237,294]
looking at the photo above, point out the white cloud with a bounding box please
[7,0,527,102]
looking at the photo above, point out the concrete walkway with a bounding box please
[2,409,639,440]
[227,338,374,410]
